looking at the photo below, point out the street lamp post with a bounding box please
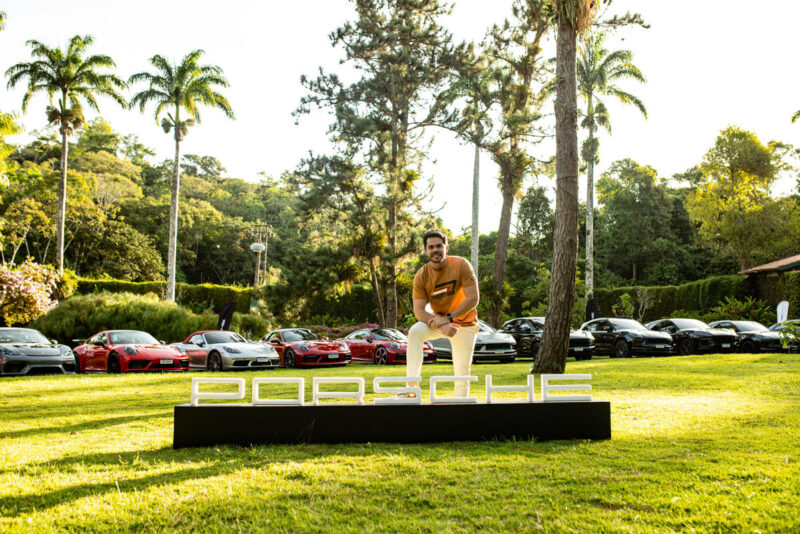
[250,242,266,291]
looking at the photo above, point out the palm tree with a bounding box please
[534,0,598,374]
[6,35,126,273]
[128,50,234,302]
[578,32,646,297]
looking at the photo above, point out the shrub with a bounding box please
[33,292,218,344]
[75,279,254,314]
[0,260,62,326]
[702,296,773,325]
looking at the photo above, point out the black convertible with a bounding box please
[579,318,673,358]
[646,318,738,355]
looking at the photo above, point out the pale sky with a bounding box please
[1,1,798,235]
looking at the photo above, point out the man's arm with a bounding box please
[413,298,449,329]
[449,283,479,321]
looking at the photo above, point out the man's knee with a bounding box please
[408,321,429,341]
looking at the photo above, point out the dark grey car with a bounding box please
[0,327,76,376]
[429,319,517,363]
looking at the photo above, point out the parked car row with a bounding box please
[0,325,437,376]
[2,315,796,376]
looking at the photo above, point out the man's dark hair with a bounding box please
[422,229,448,247]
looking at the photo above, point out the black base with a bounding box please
[173,401,611,448]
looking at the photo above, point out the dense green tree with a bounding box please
[6,35,126,274]
[577,31,646,297]
[297,0,468,327]
[595,159,670,282]
[687,126,782,270]
[75,117,120,154]
[129,49,234,302]
[514,183,554,262]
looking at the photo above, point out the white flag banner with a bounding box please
[777,300,789,324]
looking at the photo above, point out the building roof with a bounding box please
[739,253,800,275]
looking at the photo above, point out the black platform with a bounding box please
[173,401,611,448]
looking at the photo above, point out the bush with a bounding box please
[75,279,254,314]
[0,260,63,326]
[702,296,774,325]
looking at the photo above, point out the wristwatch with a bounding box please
[446,313,453,323]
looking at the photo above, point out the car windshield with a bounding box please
[372,328,406,341]
[731,321,768,332]
[283,329,319,342]
[0,329,50,344]
[109,331,159,345]
[478,320,496,333]
[672,319,708,329]
[205,332,246,344]
[609,319,647,330]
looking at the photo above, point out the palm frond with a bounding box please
[792,109,800,123]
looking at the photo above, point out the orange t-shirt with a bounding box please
[412,256,477,326]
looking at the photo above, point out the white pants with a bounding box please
[407,321,480,397]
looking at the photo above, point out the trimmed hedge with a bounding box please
[32,292,274,345]
[76,279,254,314]
[75,279,380,322]
[753,271,800,314]
[594,275,752,322]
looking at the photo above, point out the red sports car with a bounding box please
[340,327,436,365]
[73,330,188,373]
[259,328,351,368]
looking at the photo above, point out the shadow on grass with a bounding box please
[0,439,590,517]
[0,411,172,440]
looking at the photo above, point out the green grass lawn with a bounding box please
[1,353,798,533]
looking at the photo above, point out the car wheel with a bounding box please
[678,337,694,356]
[741,341,757,353]
[614,340,631,358]
[207,352,222,372]
[107,353,121,374]
[284,349,296,368]
[374,347,388,365]
[73,352,82,373]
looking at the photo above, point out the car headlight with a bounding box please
[0,346,23,357]
[298,343,310,352]
[339,342,349,350]
[222,345,241,354]
[388,341,400,349]
[124,345,138,355]
[175,346,186,354]
[58,345,72,356]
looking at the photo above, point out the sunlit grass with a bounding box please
[1,353,798,532]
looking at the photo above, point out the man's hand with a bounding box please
[429,314,449,329]
[439,324,458,337]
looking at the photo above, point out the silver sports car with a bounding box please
[0,327,76,376]
[172,330,280,371]
[428,319,517,363]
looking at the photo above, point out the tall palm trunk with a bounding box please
[166,124,181,302]
[56,127,68,274]
[487,177,515,327]
[585,116,595,298]
[470,143,480,278]
[534,11,579,374]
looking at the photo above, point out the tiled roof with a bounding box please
[739,253,800,274]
